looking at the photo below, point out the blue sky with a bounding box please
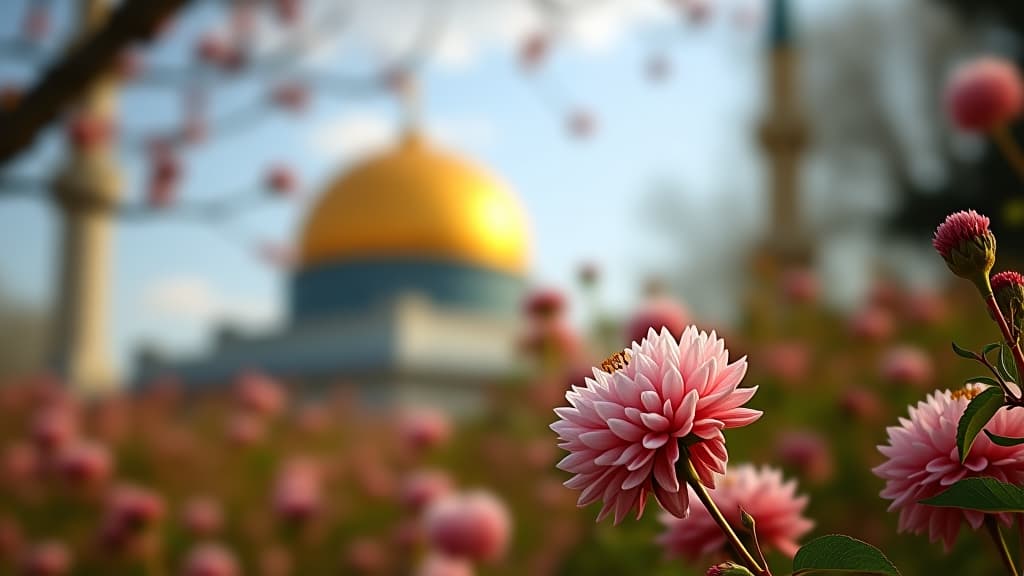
[0,0,829,375]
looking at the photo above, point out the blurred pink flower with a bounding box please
[400,469,454,513]
[99,484,165,551]
[273,458,322,524]
[551,327,761,523]
[758,341,811,385]
[945,57,1023,132]
[903,291,949,327]
[781,267,819,305]
[879,345,934,388]
[838,386,883,422]
[181,496,224,538]
[523,288,567,320]
[519,321,582,363]
[235,371,286,417]
[625,298,690,347]
[415,554,474,576]
[30,405,77,455]
[658,464,813,560]
[848,306,894,343]
[344,538,387,573]
[398,408,451,453]
[20,540,70,576]
[774,430,834,485]
[425,490,511,564]
[225,412,266,446]
[2,441,40,486]
[55,440,112,489]
[181,543,239,576]
[874,384,1024,551]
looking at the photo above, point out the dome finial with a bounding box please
[387,68,422,141]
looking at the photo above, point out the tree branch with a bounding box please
[0,0,197,166]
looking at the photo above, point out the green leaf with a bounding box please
[919,477,1024,512]
[984,430,1024,447]
[956,387,1005,464]
[793,534,900,576]
[983,342,1003,358]
[998,345,1016,383]
[968,376,1003,388]
[952,341,978,360]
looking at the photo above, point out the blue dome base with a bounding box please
[291,259,525,322]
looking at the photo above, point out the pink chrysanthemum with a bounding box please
[658,464,813,560]
[931,210,991,259]
[551,326,761,524]
[945,57,1023,132]
[874,384,1024,551]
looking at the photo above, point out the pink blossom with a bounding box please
[658,464,813,561]
[398,408,452,453]
[903,291,948,327]
[55,440,112,488]
[99,484,165,551]
[181,543,239,576]
[415,554,474,576]
[931,210,991,259]
[551,327,761,523]
[225,412,266,447]
[20,540,70,576]
[399,469,453,513]
[30,405,77,455]
[993,270,1024,292]
[424,490,511,563]
[945,57,1023,132]
[838,386,883,422]
[524,288,566,320]
[344,538,387,573]
[774,430,834,485]
[273,458,322,524]
[234,371,286,417]
[625,297,691,347]
[848,306,894,343]
[758,341,811,385]
[879,345,934,388]
[180,496,223,537]
[874,385,1024,551]
[781,267,819,305]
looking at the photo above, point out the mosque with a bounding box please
[136,131,531,412]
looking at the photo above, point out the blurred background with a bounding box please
[0,0,1023,574]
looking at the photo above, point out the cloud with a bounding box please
[307,111,496,161]
[141,275,278,328]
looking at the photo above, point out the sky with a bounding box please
[0,0,867,376]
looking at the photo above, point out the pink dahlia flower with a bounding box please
[945,57,1023,132]
[658,464,812,560]
[874,384,1024,551]
[424,490,511,563]
[551,326,761,524]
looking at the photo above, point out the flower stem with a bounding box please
[986,515,1020,576]
[983,293,1024,402]
[681,452,769,576]
[992,124,1024,186]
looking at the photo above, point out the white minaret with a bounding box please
[50,0,122,395]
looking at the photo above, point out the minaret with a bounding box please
[756,0,809,265]
[50,0,122,395]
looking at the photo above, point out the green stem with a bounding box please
[991,124,1024,186]
[681,451,769,576]
[986,515,1020,576]
[983,294,1024,402]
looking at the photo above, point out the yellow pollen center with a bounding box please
[599,350,631,374]
[951,385,985,401]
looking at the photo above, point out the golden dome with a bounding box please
[299,133,530,275]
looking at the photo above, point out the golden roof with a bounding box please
[298,133,530,275]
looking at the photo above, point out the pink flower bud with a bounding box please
[523,288,566,320]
